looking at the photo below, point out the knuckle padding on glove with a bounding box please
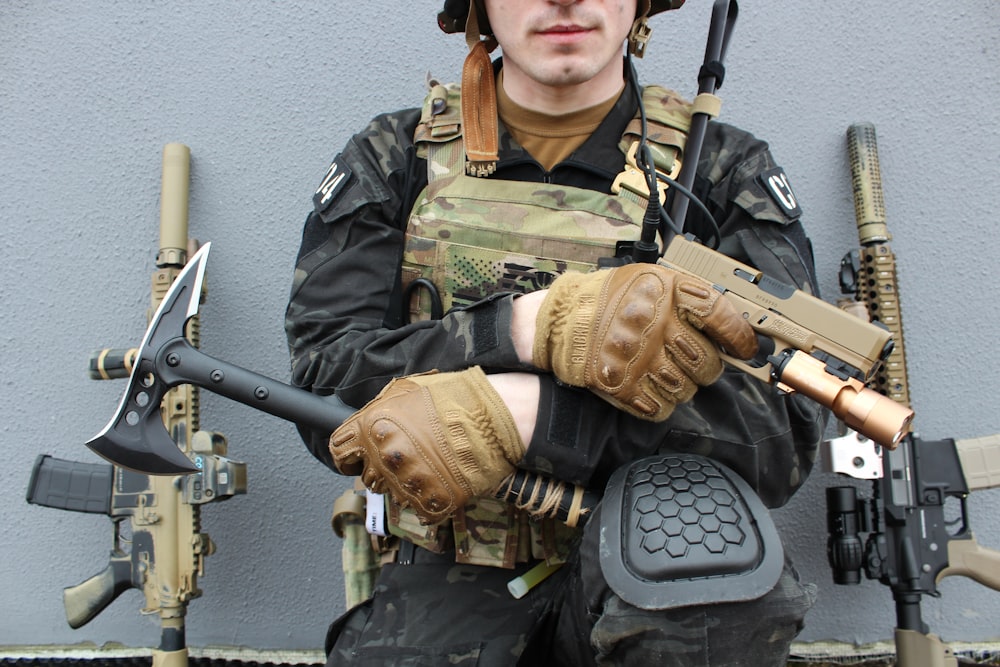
[534,264,757,422]
[589,271,661,389]
[329,367,524,525]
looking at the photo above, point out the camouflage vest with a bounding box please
[388,81,695,569]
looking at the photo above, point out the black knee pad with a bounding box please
[599,453,783,610]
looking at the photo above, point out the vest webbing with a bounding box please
[402,82,695,322]
[386,82,696,568]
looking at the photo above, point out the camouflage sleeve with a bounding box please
[285,110,524,468]
[522,121,829,508]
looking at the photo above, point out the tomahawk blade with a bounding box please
[85,243,212,474]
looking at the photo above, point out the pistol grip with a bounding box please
[940,537,1000,593]
[63,559,134,628]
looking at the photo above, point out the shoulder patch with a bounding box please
[312,155,353,214]
[758,167,802,219]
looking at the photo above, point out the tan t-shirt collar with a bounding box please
[496,71,624,172]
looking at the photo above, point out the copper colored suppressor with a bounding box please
[769,350,913,450]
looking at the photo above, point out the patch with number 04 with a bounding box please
[313,155,353,213]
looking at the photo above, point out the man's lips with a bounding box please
[535,24,594,43]
[538,23,592,34]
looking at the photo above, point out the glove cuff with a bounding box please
[418,366,526,492]
[532,271,600,384]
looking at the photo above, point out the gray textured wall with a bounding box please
[3,0,998,654]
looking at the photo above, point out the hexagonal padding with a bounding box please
[641,531,668,553]
[683,525,706,545]
[638,511,665,534]
[662,517,685,537]
[665,539,689,559]
[720,522,746,546]
[679,507,702,525]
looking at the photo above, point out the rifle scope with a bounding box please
[826,485,865,585]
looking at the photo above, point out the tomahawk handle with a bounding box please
[155,337,354,434]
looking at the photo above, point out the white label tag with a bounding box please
[365,490,387,537]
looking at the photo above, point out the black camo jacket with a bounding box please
[285,74,828,508]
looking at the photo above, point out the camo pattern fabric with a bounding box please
[324,552,567,666]
[289,73,827,665]
[385,83,699,568]
[323,501,817,667]
[387,493,578,568]
[401,82,687,321]
[286,81,826,504]
[453,496,578,567]
[401,172,644,319]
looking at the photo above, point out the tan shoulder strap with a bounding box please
[619,85,695,175]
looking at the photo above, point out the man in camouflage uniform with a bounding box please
[285,0,825,664]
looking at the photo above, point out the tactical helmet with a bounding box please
[438,0,686,35]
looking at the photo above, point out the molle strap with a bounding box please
[462,2,499,177]
[620,86,693,166]
[414,79,462,149]
[412,79,465,179]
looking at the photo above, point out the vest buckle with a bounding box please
[612,141,677,204]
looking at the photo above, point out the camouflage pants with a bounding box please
[324,505,816,667]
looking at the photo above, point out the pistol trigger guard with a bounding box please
[718,351,771,387]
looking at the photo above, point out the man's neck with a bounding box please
[499,61,627,116]
[497,70,622,171]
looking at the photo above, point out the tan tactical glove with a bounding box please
[329,367,525,525]
[533,263,757,421]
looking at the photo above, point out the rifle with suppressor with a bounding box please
[824,123,1000,667]
[25,144,247,667]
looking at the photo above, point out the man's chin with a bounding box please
[532,62,602,89]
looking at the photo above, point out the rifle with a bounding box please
[824,122,1000,667]
[25,144,247,667]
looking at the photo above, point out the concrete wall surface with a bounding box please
[2,0,998,656]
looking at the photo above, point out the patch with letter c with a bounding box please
[759,167,802,219]
[313,155,353,214]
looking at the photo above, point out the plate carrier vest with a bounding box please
[387,81,697,569]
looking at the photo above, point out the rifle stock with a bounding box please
[955,433,1000,492]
